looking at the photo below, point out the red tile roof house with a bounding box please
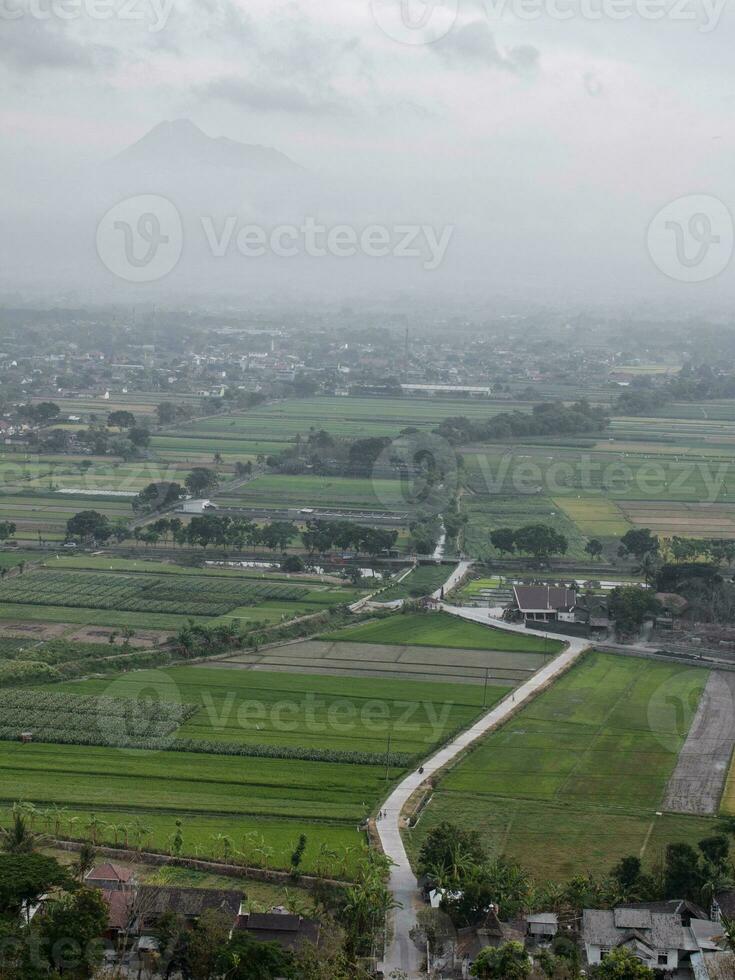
[84,863,136,891]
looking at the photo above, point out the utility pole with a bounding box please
[384,730,392,783]
[482,666,489,707]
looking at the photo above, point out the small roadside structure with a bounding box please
[526,912,558,944]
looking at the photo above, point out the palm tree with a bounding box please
[48,804,68,838]
[701,864,733,910]
[74,842,96,881]
[254,844,274,871]
[86,812,101,845]
[14,801,39,829]
[0,813,36,853]
[241,831,259,865]
[131,817,153,852]
[316,843,338,878]
[105,823,122,846]
[718,915,735,953]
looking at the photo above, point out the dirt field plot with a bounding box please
[67,626,170,648]
[0,621,69,640]
[218,639,545,685]
[664,671,735,815]
[619,501,735,538]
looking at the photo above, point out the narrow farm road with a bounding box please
[430,558,473,599]
[376,611,590,978]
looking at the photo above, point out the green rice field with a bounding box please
[323,611,563,654]
[407,651,711,880]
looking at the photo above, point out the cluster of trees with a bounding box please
[134,469,221,514]
[155,401,194,426]
[616,365,735,416]
[417,820,735,979]
[490,524,568,561]
[0,815,109,979]
[607,585,660,635]
[0,521,16,544]
[16,401,61,425]
[434,401,608,445]
[302,519,397,557]
[40,418,150,459]
[470,942,654,979]
[267,429,394,478]
[65,510,128,545]
[164,515,297,552]
[615,527,735,625]
[418,820,735,925]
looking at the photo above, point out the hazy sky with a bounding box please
[1,0,734,307]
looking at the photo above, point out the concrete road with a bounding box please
[376,609,590,978]
[431,559,473,600]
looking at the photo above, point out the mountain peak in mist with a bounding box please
[110,119,302,175]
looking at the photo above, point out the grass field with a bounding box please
[552,496,631,537]
[45,666,492,756]
[324,612,564,654]
[216,474,409,513]
[717,753,735,816]
[0,665,509,875]
[377,564,449,601]
[460,493,589,560]
[0,564,362,632]
[217,638,542,685]
[406,651,711,880]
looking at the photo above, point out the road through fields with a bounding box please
[376,609,589,978]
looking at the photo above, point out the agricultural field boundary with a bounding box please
[663,670,735,814]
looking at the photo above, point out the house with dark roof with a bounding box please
[582,903,727,977]
[236,909,321,951]
[136,886,242,932]
[510,585,609,633]
[512,585,577,623]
